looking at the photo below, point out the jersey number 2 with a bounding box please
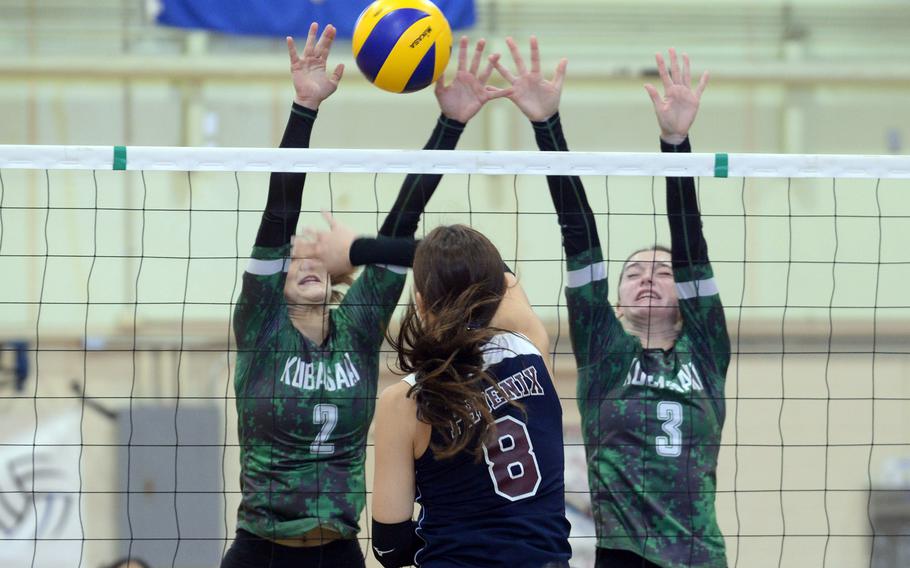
[483,416,542,501]
[310,403,338,455]
[656,401,683,457]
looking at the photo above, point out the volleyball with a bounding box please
[352,0,453,93]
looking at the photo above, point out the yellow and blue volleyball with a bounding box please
[352,0,452,93]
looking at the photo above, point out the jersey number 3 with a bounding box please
[483,416,542,501]
[656,401,683,457]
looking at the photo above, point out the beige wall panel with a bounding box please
[2,343,903,567]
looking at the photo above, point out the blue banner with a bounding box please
[155,0,476,39]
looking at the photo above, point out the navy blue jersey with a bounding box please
[406,333,572,567]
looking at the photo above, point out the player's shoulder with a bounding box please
[375,379,419,440]
[377,376,418,415]
[482,332,542,368]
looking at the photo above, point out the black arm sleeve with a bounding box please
[349,236,513,273]
[379,114,465,238]
[350,236,419,268]
[531,113,601,256]
[254,103,317,248]
[372,519,420,567]
[662,137,709,267]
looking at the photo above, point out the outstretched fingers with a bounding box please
[484,85,514,100]
[655,52,672,92]
[320,210,338,229]
[529,36,541,74]
[456,35,469,72]
[505,37,527,75]
[490,54,516,83]
[552,58,567,91]
[477,53,498,84]
[682,53,692,86]
[313,23,336,59]
[434,71,447,95]
[302,22,318,57]
[330,63,345,85]
[668,47,681,84]
[469,38,486,75]
[643,83,663,108]
[695,71,709,99]
[286,36,300,66]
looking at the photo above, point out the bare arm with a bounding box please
[372,381,418,524]
[491,273,551,370]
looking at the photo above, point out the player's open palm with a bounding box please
[287,22,345,110]
[435,36,512,123]
[492,36,567,122]
[299,211,356,277]
[644,48,709,144]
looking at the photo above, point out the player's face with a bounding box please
[617,249,679,323]
[284,255,331,306]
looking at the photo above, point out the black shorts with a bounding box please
[595,547,662,568]
[221,529,365,568]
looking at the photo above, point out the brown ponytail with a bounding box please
[388,225,507,460]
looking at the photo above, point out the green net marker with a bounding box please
[113,146,127,171]
[713,153,728,178]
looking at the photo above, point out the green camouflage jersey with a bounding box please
[232,243,406,539]
[567,246,730,568]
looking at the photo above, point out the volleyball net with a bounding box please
[0,146,908,567]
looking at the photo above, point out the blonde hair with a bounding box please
[328,270,355,306]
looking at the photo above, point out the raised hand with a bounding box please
[434,36,513,123]
[643,48,709,145]
[298,211,356,277]
[287,22,345,110]
[490,36,567,122]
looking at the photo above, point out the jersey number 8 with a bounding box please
[483,416,542,501]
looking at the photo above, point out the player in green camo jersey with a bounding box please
[493,42,729,568]
[222,24,511,568]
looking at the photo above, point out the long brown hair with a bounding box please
[389,225,507,460]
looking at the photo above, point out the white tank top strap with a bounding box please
[483,331,543,368]
[401,373,417,387]
[507,330,533,344]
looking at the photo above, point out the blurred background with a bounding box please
[0,0,908,566]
